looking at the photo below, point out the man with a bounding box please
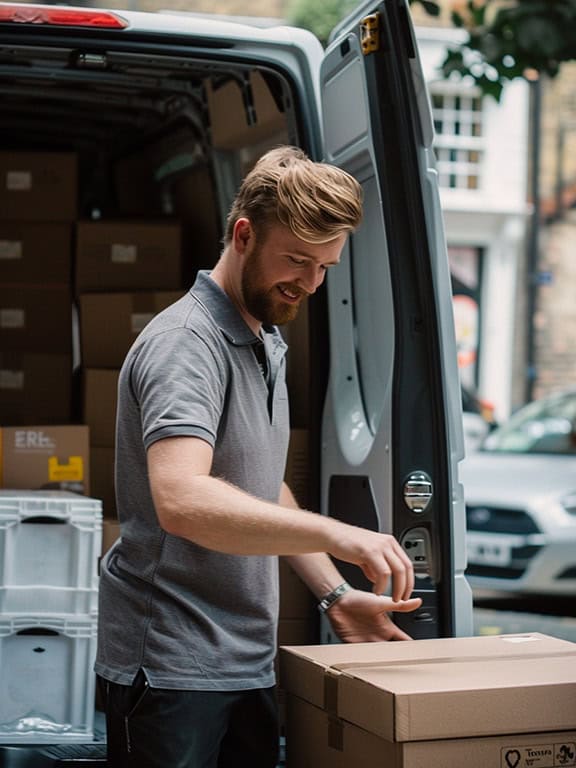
[95,146,422,768]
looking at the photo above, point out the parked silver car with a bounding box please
[460,388,576,595]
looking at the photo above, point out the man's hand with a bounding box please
[328,528,416,602]
[324,588,422,642]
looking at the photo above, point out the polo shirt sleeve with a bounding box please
[128,326,227,450]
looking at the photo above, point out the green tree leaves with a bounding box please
[286,0,359,45]
[435,0,576,99]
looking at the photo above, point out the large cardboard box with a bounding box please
[206,70,288,150]
[75,220,182,293]
[0,221,73,284]
[0,152,77,221]
[83,368,119,446]
[0,425,89,494]
[0,285,72,354]
[0,353,72,425]
[80,291,183,368]
[280,633,576,768]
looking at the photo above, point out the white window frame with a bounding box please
[430,82,484,191]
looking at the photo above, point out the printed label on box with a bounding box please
[48,455,84,482]
[14,429,56,451]
[131,312,154,334]
[501,742,576,768]
[0,308,25,329]
[0,370,23,390]
[110,243,137,263]
[6,170,32,191]
[0,241,22,260]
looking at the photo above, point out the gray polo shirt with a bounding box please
[95,271,290,690]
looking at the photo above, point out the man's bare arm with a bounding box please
[148,436,414,601]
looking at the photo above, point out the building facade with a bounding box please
[416,25,531,420]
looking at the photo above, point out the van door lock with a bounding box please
[403,471,433,513]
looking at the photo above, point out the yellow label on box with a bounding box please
[48,455,84,482]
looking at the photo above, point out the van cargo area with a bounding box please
[0,21,306,283]
[0,12,322,515]
[0,11,325,753]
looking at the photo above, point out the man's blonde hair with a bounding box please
[224,146,363,245]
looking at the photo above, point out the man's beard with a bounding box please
[241,247,303,326]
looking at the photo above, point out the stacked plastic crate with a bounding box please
[0,489,102,744]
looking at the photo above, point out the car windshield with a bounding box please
[482,391,576,454]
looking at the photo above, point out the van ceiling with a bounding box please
[0,42,248,155]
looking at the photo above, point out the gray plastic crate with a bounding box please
[0,615,98,744]
[0,491,102,616]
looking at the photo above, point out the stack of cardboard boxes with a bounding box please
[77,219,184,521]
[0,151,77,425]
[0,150,185,531]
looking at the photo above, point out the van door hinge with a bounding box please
[360,14,380,55]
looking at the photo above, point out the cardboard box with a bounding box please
[0,425,89,494]
[101,518,121,558]
[279,558,315,620]
[282,300,310,429]
[284,429,310,510]
[80,291,183,368]
[0,353,72,425]
[75,220,182,293]
[0,221,73,284]
[278,618,318,647]
[280,634,576,768]
[276,616,318,733]
[90,445,116,518]
[286,700,576,768]
[0,152,77,222]
[83,368,119,446]
[113,150,162,218]
[206,71,288,150]
[0,285,72,354]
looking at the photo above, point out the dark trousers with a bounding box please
[97,672,280,768]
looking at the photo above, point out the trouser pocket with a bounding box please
[98,669,150,764]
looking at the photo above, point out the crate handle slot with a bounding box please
[21,516,67,524]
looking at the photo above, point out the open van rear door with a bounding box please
[320,0,473,639]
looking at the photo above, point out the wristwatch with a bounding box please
[317,581,352,614]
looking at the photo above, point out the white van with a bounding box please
[0,0,473,642]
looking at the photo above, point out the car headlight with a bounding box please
[560,492,576,515]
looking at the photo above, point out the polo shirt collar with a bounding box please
[190,269,284,349]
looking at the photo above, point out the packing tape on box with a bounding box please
[321,649,576,718]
